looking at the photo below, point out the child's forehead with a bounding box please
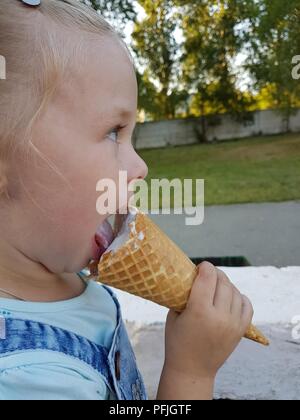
[83,35,133,68]
[51,37,137,119]
[75,36,135,88]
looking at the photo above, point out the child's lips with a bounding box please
[92,220,115,261]
[92,213,128,263]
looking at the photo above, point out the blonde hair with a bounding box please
[0,0,123,197]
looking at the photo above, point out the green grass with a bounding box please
[139,133,300,206]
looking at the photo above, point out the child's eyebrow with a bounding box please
[100,106,136,127]
[112,107,134,120]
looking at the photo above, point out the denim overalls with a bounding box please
[0,284,147,400]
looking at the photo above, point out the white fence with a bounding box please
[134,109,300,149]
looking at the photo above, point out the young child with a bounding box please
[0,0,253,400]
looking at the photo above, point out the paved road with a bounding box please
[150,201,300,267]
[129,323,300,400]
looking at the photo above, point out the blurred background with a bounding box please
[86,0,300,127]
[83,0,300,266]
[83,1,300,399]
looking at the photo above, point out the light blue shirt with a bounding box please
[0,280,117,400]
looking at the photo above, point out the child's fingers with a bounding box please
[213,269,234,312]
[187,262,218,309]
[230,287,243,318]
[240,295,254,333]
[166,309,179,324]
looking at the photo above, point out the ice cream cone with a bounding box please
[98,211,269,346]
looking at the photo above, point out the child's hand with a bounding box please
[157,262,253,400]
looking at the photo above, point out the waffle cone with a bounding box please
[98,212,269,346]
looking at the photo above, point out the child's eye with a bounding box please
[106,126,124,143]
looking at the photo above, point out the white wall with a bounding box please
[116,266,300,325]
[135,109,300,149]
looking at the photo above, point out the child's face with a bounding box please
[7,36,148,274]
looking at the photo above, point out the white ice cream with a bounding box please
[104,207,143,255]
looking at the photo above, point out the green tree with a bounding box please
[247,0,300,131]
[132,0,188,120]
[85,0,137,31]
[177,0,254,140]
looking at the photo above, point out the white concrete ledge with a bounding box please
[114,267,300,399]
[128,322,300,400]
[114,267,300,325]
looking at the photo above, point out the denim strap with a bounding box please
[0,317,114,391]
[0,285,148,400]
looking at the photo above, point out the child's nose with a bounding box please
[128,151,148,183]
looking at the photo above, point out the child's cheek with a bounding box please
[31,141,120,242]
